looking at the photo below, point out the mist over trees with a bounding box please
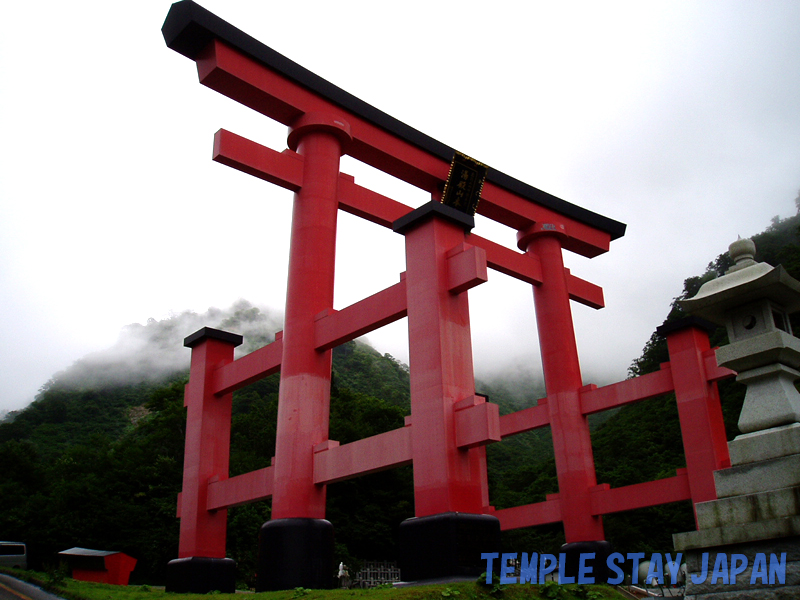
[3,202,800,586]
[39,300,284,393]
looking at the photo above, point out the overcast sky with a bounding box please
[1,1,799,413]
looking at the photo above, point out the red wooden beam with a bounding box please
[314,279,407,351]
[589,470,691,515]
[579,366,675,415]
[313,426,412,485]
[207,466,275,511]
[213,129,302,191]
[498,404,550,438]
[454,396,501,449]
[490,498,562,531]
[447,244,488,295]
[565,269,604,310]
[212,336,283,396]
[467,235,542,285]
[214,129,413,227]
[703,348,736,382]
[337,173,411,227]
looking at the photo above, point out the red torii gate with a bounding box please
[161,1,733,592]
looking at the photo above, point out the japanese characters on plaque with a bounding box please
[440,151,488,216]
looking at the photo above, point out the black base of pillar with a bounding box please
[165,557,236,593]
[399,512,501,582]
[560,540,613,584]
[256,518,334,591]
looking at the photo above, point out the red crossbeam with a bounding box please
[213,129,302,190]
[490,498,562,530]
[454,396,501,449]
[490,472,692,530]
[313,427,412,485]
[315,279,407,351]
[337,173,410,227]
[565,270,604,309]
[465,235,542,284]
[579,366,675,415]
[704,349,736,381]
[207,466,274,511]
[590,470,691,515]
[198,40,611,257]
[212,337,283,396]
[499,404,550,438]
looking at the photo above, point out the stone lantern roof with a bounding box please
[680,238,800,324]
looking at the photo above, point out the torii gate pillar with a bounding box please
[394,202,501,581]
[166,328,241,593]
[518,224,610,576]
[257,115,352,591]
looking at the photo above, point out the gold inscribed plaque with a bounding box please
[440,151,488,216]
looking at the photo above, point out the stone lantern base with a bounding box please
[673,423,800,599]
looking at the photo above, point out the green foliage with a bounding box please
[0,379,180,461]
[476,571,503,596]
[536,582,603,600]
[539,581,568,599]
[332,342,410,409]
[441,587,460,597]
[43,563,68,590]
[572,587,603,600]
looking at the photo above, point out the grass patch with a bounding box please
[0,571,628,600]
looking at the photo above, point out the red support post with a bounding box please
[517,223,605,544]
[167,327,241,594]
[270,113,351,520]
[400,206,488,516]
[394,203,499,581]
[662,319,731,520]
[256,114,352,591]
[177,328,242,559]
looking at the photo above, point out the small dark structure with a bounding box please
[58,547,137,586]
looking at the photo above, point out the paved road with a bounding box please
[0,575,64,600]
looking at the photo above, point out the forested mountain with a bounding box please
[2,204,799,587]
[0,300,545,586]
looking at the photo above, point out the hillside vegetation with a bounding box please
[2,204,799,587]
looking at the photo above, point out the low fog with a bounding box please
[38,301,283,394]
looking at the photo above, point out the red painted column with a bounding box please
[178,328,242,558]
[518,224,605,543]
[271,113,351,520]
[401,206,487,516]
[662,319,730,521]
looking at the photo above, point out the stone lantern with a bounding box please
[673,238,800,600]
[680,237,800,436]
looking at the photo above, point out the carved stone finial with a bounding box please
[726,237,757,273]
